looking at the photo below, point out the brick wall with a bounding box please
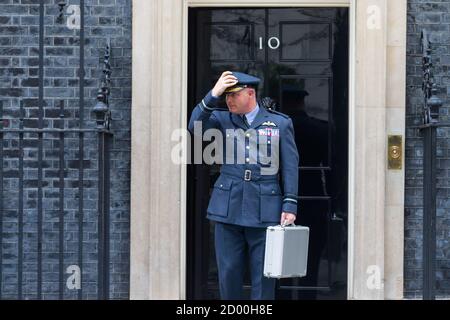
[406,0,450,299]
[0,0,131,299]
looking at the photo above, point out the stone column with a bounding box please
[349,0,406,300]
[384,0,406,300]
[131,0,184,299]
[351,0,388,300]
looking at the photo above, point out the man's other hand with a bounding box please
[280,212,296,226]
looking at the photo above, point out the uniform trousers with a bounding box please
[214,222,276,300]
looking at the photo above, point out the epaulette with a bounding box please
[266,108,290,119]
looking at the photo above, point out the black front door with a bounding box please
[187,7,349,300]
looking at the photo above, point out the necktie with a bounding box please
[242,115,250,127]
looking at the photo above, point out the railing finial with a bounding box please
[93,38,112,130]
[421,29,442,124]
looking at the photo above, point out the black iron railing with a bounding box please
[0,0,113,300]
[419,29,444,300]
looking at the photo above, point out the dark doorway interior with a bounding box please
[187,7,349,300]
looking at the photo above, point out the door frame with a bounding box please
[131,0,406,300]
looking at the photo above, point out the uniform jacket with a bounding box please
[188,91,299,228]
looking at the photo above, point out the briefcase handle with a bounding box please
[281,221,296,228]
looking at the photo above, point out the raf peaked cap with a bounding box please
[224,72,261,94]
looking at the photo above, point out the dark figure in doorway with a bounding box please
[278,85,329,300]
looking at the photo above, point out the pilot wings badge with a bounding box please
[262,121,277,127]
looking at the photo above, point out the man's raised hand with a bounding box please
[212,71,238,97]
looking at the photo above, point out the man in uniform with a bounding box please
[188,71,299,300]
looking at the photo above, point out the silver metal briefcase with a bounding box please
[263,224,310,278]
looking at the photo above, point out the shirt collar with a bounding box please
[243,104,260,125]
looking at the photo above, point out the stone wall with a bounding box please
[406,0,450,299]
[0,0,131,299]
